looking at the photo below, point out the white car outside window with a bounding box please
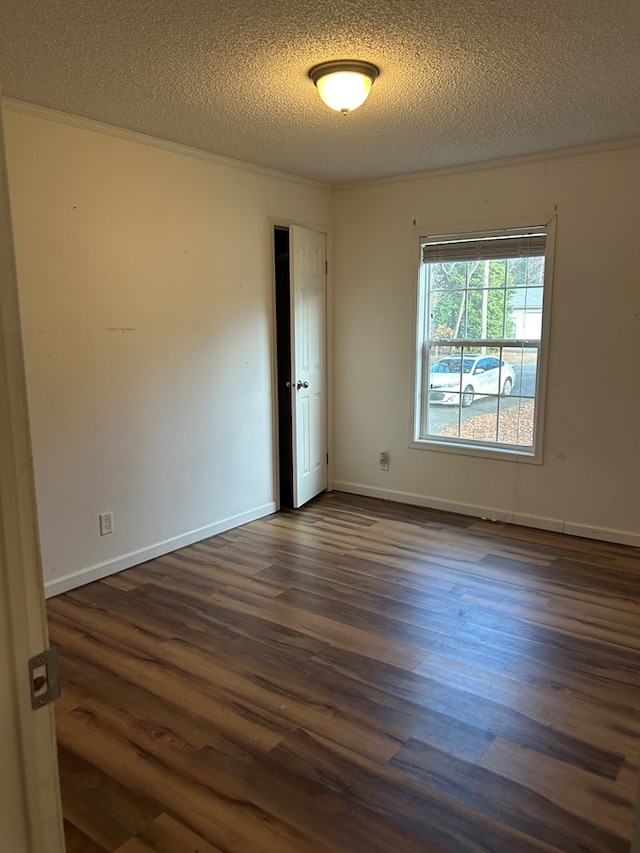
[429,355,515,407]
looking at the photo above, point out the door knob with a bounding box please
[296,380,309,390]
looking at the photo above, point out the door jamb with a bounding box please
[0,104,65,852]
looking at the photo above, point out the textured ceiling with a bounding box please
[1,0,639,184]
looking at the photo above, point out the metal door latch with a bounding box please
[29,647,61,710]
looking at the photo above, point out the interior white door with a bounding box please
[290,225,327,508]
[0,104,65,852]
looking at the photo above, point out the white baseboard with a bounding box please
[562,522,640,548]
[44,502,276,598]
[331,481,640,548]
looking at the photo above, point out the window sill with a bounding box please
[410,437,542,464]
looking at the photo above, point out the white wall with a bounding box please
[4,106,331,594]
[5,103,639,594]
[333,144,640,545]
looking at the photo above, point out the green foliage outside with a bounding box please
[429,259,517,341]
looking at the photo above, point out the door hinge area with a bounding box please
[29,646,61,710]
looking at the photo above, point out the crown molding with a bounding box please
[1,97,330,191]
[3,96,638,192]
[335,136,640,191]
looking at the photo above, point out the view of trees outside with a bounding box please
[428,255,544,345]
[420,254,545,450]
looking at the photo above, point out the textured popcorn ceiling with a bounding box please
[1,0,639,184]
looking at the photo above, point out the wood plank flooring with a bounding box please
[48,492,640,852]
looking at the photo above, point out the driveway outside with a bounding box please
[427,362,538,435]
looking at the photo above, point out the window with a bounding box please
[413,226,550,459]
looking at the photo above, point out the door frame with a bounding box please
[269,217,333,510]
[0,103,65,852]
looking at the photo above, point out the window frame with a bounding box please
[410,217,556,464]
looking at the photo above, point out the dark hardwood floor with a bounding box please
[48,492,640,852]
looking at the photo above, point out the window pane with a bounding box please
[459,396,499,443]
[502,347,538,401]
[497,397,535,447]
[523,255,545,286]
[429,289,464,339]
[511,286,543,339]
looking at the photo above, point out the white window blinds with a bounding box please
[422,230,546,263]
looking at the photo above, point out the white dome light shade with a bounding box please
[316,71,372,113]
[309,60,379,114]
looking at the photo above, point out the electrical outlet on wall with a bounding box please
[99,512,113,535]
[378,452,389,471]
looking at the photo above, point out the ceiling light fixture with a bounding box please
[309,60,379,115]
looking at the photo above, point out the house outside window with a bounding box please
[412,225,553,461]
